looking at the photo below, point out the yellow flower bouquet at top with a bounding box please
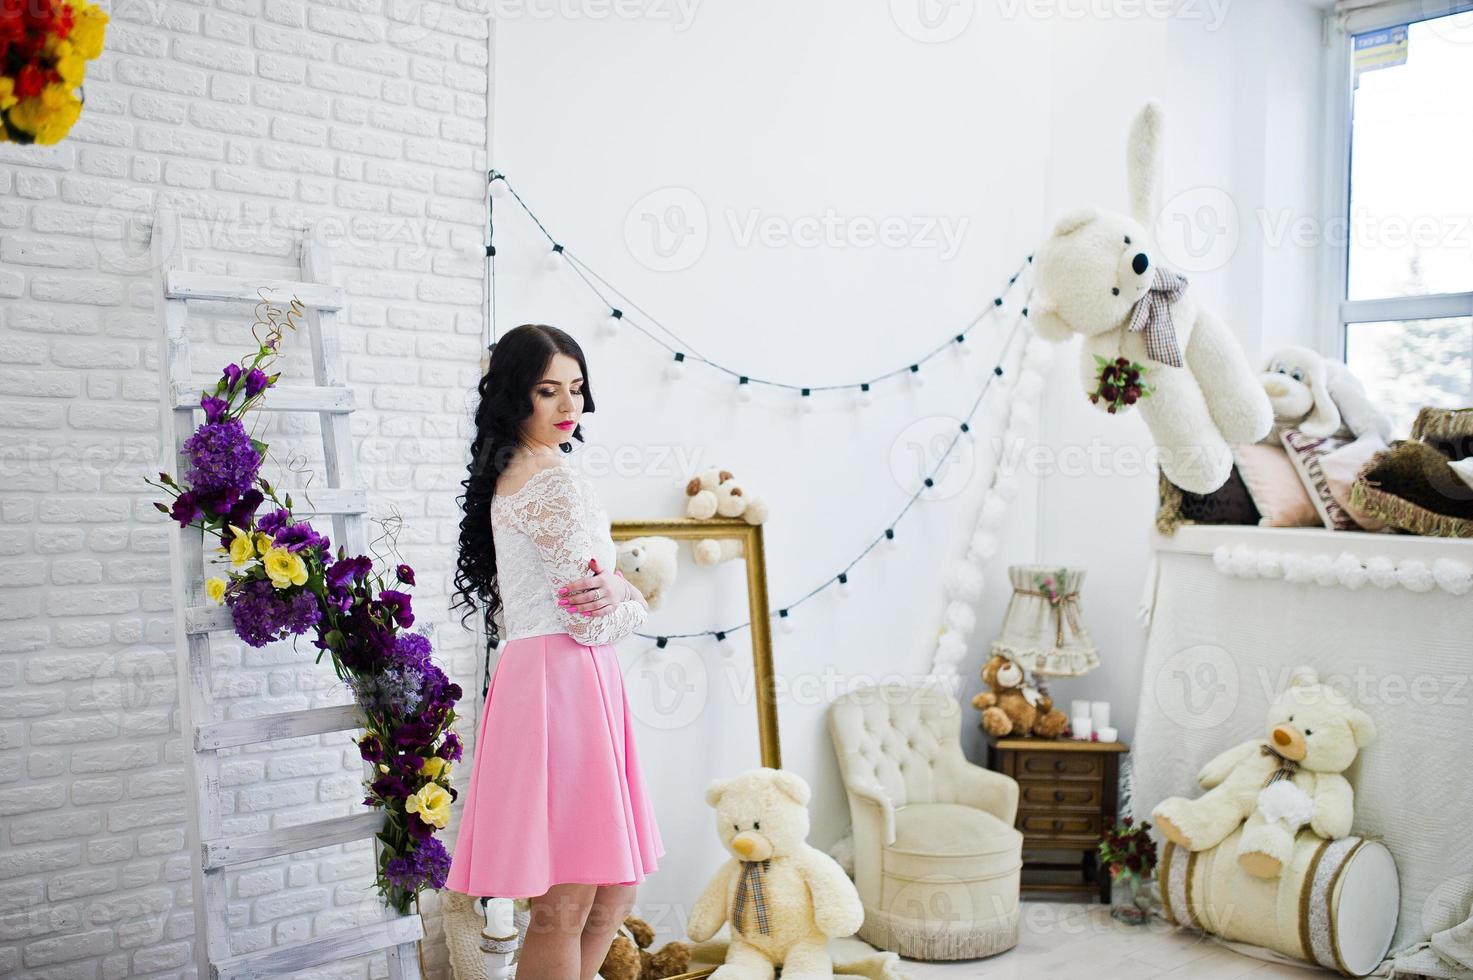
[0,0,109,146]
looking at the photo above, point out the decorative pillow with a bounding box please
[1230,442,1319,528]
[1321,434,1390,531]
[1279,428,1355,529]
[1350,440,1473,538]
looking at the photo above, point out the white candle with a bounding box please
[1071,716,1092,740]
[1071,699,1090,721]
[1091,701,1110,730]
[1097,725,1118,743]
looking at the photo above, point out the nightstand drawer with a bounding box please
[1016,752,1103,781]
[1018,810,1102,840]
[1018,779,1101,810]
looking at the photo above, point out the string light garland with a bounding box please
[477,169,1041,665]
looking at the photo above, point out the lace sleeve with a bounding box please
[504,465,648,646]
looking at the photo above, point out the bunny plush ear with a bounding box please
[1126,100,1164,228]
[1298,355,1343,437]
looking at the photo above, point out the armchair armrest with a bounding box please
[844,778,896,847]
[948,758,1019,825]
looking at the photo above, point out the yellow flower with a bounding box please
[420,756,450,781]
[228,525,255,567]
[405,783,452,829]
[253,531,273,555]
[263,546,308,589]
[68,3,111,60]
[205,577,227,604]
[7,86,83,146]
[0,79,17,112]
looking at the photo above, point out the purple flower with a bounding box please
[244,368,269,398]
[391,720,435,750]
[358,734,385,763]
[405,812,438,841]
[327,555,372,590]
[378,590,414,628]
[182,418,261,503]
[437,732,463,762]
[226,579,323,648]
[257,508,290,535]
[225,489,264,535]
[371,772,410,801]
[200,395,229,424]
[396,564,415,586]
[382,838,452,893]
[275,521,329,555]
[170,491,203,527]
[222,363,242,392]
[392,632,432,667]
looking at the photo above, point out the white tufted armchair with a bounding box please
[828,683,1023,960]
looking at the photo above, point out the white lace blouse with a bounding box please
[491,460,648,646]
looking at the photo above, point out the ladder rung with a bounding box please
[210,914,424,980]
[166,270,346,311]
[203,811,382,869]
[173,382,354,413]
[186,604,233,635]
[196,704,363,751]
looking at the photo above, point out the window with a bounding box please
[1332,3,1473,436]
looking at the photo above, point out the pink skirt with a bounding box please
[445,631,664,898]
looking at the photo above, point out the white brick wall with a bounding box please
[0,2,491,976]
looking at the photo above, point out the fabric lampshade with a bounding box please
[991,564,1099,677]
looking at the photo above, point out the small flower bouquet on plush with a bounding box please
[1098,816,1158,925]
[1089,355,1154,415]
[146,297,460,915]
[0,0,110,145]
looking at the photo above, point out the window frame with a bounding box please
[1321,0,1473,362]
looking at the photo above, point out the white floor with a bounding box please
[897,902,1330,979]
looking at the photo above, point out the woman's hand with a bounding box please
[557,556,635,618]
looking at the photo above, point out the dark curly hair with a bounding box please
[452,324,594,651]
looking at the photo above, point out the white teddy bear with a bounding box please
[1031,100,1272,494]
[687,767,864,980]
[615,535,678,610]
[1151,666,1376,879]
[685,468,770,566]
[1261,345,1393,442]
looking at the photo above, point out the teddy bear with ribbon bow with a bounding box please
[1030,100,1272,494]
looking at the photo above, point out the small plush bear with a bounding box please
[970,653,1068,738]
[1030,100,1271,494]
[598,915,692,980]
[685,468,770,566]
[1152,666,1376,879]
[687,767,863,980]
[615,536,678,610]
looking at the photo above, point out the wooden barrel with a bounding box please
[1159,828,1399,977]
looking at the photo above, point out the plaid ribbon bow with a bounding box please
[1126,266,1189,368]
[731,859,772,935]
[1260,743,1300,788]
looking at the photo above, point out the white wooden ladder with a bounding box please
[151,206,425,980]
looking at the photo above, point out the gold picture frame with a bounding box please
[610,516,780,770]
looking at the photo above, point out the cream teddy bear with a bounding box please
[685,469,770,567]
[1031,100,1271,494]
[1152,666,1376,879]
[615,536,678,610]
[1261,345,1393,442]
[687,767,864,980]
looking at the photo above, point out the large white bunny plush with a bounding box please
[1031,101,1272,494]
[1261,345,1393,442]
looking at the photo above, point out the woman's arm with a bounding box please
[505,465,648,646]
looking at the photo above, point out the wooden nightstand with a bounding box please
[986,737,1128,903]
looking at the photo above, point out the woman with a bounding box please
[449,323,664,980]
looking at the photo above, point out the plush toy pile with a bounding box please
[684,468,770,565]
[600,915,692,980]
[1030,100,1271,494]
